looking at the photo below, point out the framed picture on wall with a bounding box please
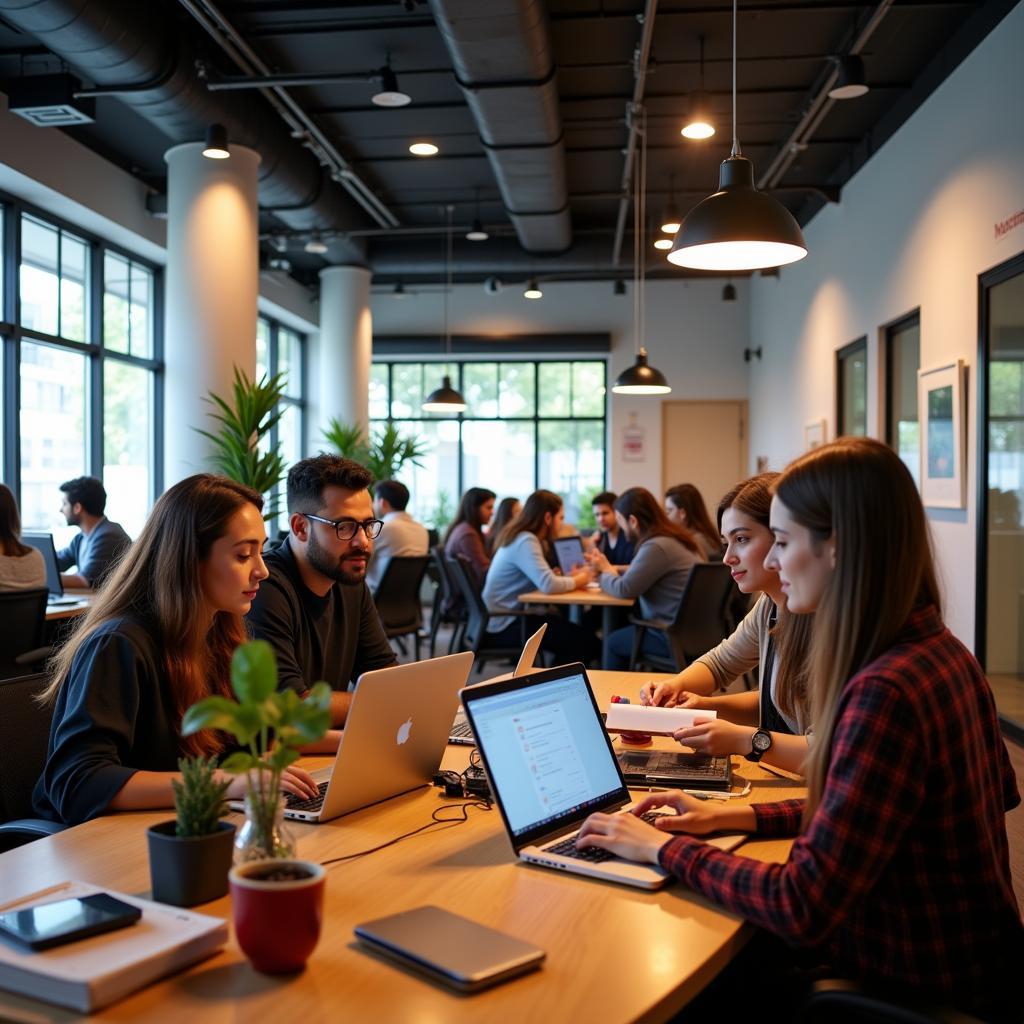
[804,419,827,450]
[918,360,966,508]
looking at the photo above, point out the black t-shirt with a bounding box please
[246,537,397,696]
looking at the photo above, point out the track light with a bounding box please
[372,64,412,107]
[465,218,488,242]
[393,281,408,298]
[524,279,543,300]
[409,141,439,156]
[722,282,736,301]
[304,236,328,255]
[614,280,626,296]
[202,123,230,159]
[828,55,869,100]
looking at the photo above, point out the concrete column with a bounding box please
[314,265,373,442]
[163,142,260,485]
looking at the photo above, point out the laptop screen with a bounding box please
[552,536,585,576]
[22,532,62,597]
[466,669,625,842]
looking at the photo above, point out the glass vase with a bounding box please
[234,790,296,864]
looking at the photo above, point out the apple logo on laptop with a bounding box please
[396,717,413,745]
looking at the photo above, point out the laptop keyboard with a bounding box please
[285,781,329,812]
[544,812,662,863]
[449,717,474,741]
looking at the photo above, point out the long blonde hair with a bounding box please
[44,474,263,757]
[773,438,940,821]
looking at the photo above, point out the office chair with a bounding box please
[628,563,735,672]
[0,671,68,851]
[0,587,52,680]
[797,978,985,1024]
[427,546,467,658]
[372,554,430,660]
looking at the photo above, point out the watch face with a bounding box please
[752,731,772,752]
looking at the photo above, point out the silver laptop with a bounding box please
[461,663,745,890]
[22,532,77,604]
[231,651,473,823]
[448,624,547,745]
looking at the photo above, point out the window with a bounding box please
[885,313,920,485]
[836,338,868,437]
[370,360,607,530]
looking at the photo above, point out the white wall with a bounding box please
[369,276,751,493]
[747,0,1024,645]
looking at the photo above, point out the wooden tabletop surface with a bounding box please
[518,588,634,607]
[44,590,94,622]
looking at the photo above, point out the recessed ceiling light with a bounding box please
[409,141,439,157]
[653,237,673,250]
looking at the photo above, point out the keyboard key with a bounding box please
[285,781,329,811]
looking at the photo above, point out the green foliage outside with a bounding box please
[428,489,454,534]
[194,367,288,521]
[171,755,230,838]
[322,418,428,486]
[575,487,607,532]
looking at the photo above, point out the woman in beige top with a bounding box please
[0,484,46,591]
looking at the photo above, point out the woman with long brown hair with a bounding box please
[483,496,520,557]
[577,438,1022,1021]
[0,483,46,590]
[586,487,703,669]
[665,482,722,561]
[443,486,496,586]
[34,474,320,824]
[639,473,814,774]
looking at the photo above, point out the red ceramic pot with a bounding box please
[229,859,325,973]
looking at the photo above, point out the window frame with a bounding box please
[836,336,868,438]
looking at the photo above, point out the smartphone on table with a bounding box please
[0,893,142,952]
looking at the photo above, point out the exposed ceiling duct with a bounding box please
[428,0,572,254]
[0,0,370,256]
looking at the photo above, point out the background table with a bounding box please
[518,588,635,667]
[0,671,803,1023]
[44,590,94,622]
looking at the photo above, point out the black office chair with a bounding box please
[372,554,430,660]
[0,671,68,851]
[445,554,529,672]
[797,978,985,1024]
[0,587,52,680]
[629,563,735,672]
[427,546,467,658]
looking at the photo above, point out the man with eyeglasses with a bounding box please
[246,454,397,727]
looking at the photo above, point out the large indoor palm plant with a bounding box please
[322,418,428,484]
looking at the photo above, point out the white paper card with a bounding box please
[605,703,717,735]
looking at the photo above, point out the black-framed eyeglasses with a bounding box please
[303,514,384,541]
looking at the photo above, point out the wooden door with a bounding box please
[661,401,748,512]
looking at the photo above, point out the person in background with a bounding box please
[577,438,1023,1022]
[365,479,429,593]
[587,487,702,670]
[482,489,599,664]
[0,483,46,591]
[247,455,397,728]
[665,483,722,561]
[33,475,321,825]
[55,476,131,588]
[590,490,635,566]
[641,473,813,774]
[444,487,496,587]
[485,496,520,557]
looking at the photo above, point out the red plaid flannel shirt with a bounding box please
[659,605,1023,1020]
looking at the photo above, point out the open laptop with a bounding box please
[448,624,547,745]
[461,663,745,890]
[615,749,732,791]
[21,532,78,605]
[552,536,585,575]
[230,651,473,823]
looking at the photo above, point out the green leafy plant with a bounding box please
[575,488,606,532]
[194,366,288,520]
[429,488,454,534]
[322,418,428,485]
[182,640,331,858]
[171,755,230,838]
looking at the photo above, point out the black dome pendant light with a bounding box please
[668,0,807,272]
[423,205,467,413]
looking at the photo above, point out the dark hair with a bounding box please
[615,487,700,554]
[444,487,496,543]
[715,472,778,531]
[60,476,107,517]
[45,475,263,758]
[497,489,562,549]
[0,483,30,557]
[592,491,617,508]
[666,483,719,552]
[287,454,373,513]
[375,479,410,511]
[486,497,521,556]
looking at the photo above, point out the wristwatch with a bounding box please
[745,729,773,763]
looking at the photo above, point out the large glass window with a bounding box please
[370,360,607,531]
[103,252,154,358]
[836,338,868,437]
[20,214,89,343]
[885,313,920,485]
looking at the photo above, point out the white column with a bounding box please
[163,142,260,485]
[313,265,373,442]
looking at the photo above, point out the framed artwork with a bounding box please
[804,419,826,451]
[917,360,966,508]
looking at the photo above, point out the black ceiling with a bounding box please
[0,0,1016,286]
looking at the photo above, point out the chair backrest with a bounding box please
[666,563,736,666]
[431,545,459,608]
[445,554,489,648]
[0,672,53,822]
[372,555,430,631]
[0,588,48,677]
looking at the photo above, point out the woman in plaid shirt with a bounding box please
[578,437,1022,1021]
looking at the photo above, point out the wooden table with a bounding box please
[44,590,94,622]
[0,671,802,1023]
[518,587,635,667]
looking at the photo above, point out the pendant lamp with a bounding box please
[681,37,715,140]
[423,206,467,413]
[668,0,807,272]
[613,107,671,396]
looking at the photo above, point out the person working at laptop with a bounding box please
[55,476,131,589]
[0,483,46,591]
[576,439,1022,1022]
[247,455,397,728]
[34,475,321,825]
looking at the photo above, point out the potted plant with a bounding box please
[322,418,428,486]
[146,755,235,907]
[182,639,331,863]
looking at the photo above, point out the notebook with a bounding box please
[228,651,473,823]
[21,532,77,604]
[461,663,745,890]
[448,624,547,745]
[552,536,586,575]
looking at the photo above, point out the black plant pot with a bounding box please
[147,820,236,907]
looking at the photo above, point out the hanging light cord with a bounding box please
[639,104,647,352]
[444,203,453,357]
[731,0,741,158]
